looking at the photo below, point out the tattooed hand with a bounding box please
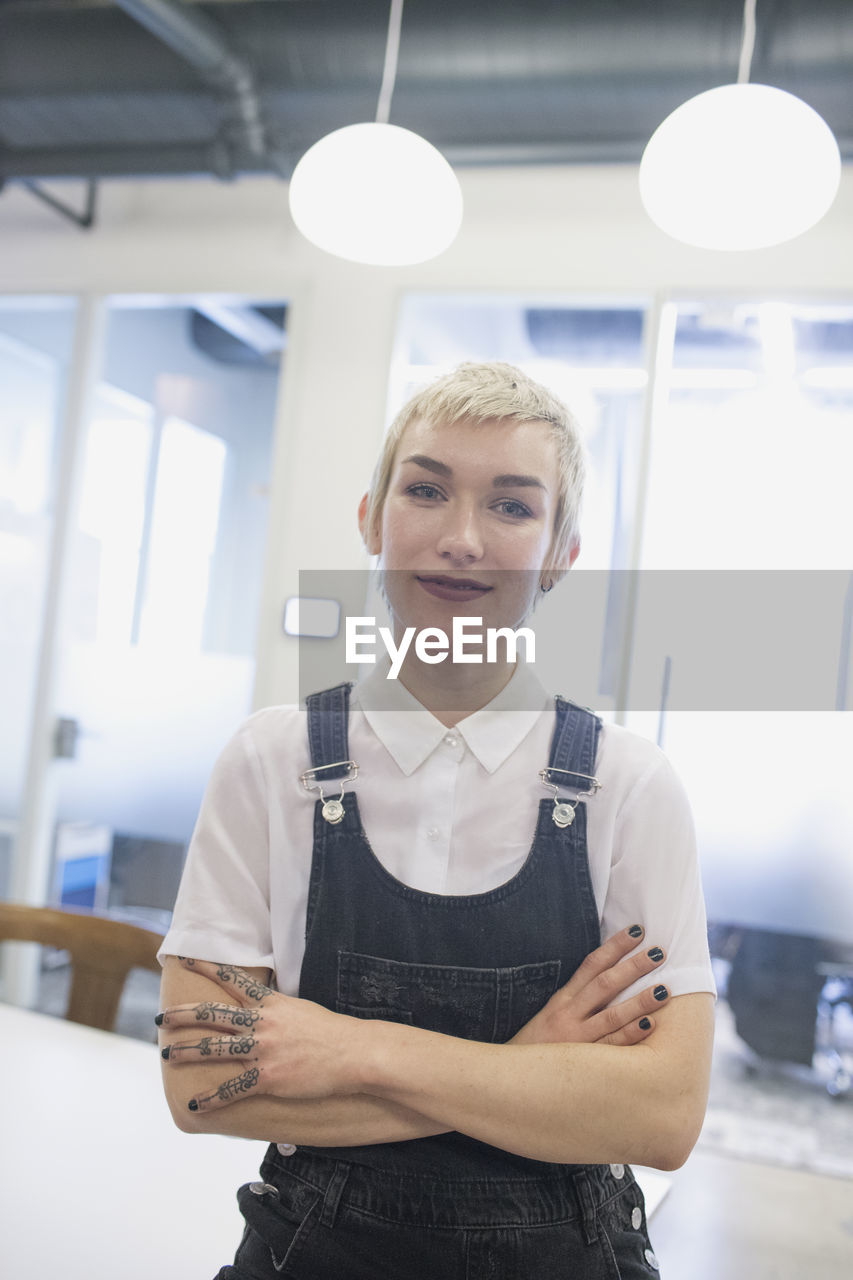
[157,958,368,1117]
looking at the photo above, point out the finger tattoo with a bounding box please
[214,965,273,1002]
[217,1066,260,1100]
[191,1001,218,1024]
[169,1035,257,1060]
[202,1035,257,1058]
[189,1003,261,1028]
[228,1007,261,1028]
[189,1067,260,1111]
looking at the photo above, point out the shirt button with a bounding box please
[426,827,441,841]
[609,1163,625,1179]
[444,733,459,748]
[631,1206,643,1230]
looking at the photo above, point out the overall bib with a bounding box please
[218,684,661,1279]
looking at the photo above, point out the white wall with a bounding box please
[2,165,851,706]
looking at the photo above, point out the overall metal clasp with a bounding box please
[300,760,359,825]
[538,767,602,828]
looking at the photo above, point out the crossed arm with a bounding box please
[158,929,714,1170]
[159,956,451,1148]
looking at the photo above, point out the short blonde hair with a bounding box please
[364,361,586,577]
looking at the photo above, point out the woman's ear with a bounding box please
[358,493,382,555]
[540,539,580,592]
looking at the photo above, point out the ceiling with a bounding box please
[1,0,851,196]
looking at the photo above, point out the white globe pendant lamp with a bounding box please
[639,0,841,251]
[289,122,463,266]
[288,0,463,266]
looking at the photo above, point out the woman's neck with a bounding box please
[395,655,518,727]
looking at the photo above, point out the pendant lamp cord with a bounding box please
[376,0,404,124]
[737,0,757,84]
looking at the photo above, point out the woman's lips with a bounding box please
[415,576,493,603]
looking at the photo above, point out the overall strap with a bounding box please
[546,696,602,787]
[305,682,354,778]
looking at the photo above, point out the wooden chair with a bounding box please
[0,901,164,1032]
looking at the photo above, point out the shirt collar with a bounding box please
[352,659,551,776]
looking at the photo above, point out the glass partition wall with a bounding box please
[391,293,853,1103]
[628,300,853,939]
[0,296,285,1025]
[52,300,283,917]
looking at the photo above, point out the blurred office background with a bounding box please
[0,3,852,1275]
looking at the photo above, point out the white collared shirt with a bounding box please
[159,662,717,1005]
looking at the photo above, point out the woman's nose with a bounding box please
[435,505,484,562]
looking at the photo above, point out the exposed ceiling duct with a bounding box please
[0,0,850,187]
[111,0,289,177]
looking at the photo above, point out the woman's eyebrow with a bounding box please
[492,473,546,490]
[400,453,452,478]
[400,455,545,491]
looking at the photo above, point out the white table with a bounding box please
[0,1004,264,1279]
[0,1004,671,1278]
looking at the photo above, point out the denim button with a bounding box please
[644,1248,660,1270]
[632,1206,643,1229]
[276,1143,297,1157]
[249,1182,279,1197]
[610,1163,625,1179]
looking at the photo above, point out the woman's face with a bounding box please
[360,415,577,637]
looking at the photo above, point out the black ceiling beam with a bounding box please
[4,130,852,183]
[1,141,244,180]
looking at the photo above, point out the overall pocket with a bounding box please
[233,1176,320,1278]
[337,950,561,1041]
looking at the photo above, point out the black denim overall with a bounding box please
[219,684,661,1280]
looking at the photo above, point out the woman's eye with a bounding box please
[495,499,533,518]
[407,483,444,500]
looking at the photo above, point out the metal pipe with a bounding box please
[19,179,97,229]
[614,295,678,725]
[113,0,287,176]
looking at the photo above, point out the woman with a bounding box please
[158,362,716,1279]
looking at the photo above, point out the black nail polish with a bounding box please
[647,947,664,963]
[154,1013,164,1026]
[639,1017,651,1030]
[628,925,643,938]
[653,984,668,1001]
[188,1099,199,1112]
[161,1046,170,1060]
